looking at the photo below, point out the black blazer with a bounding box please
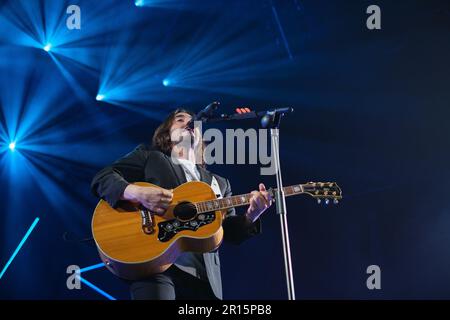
[90,144,262,299]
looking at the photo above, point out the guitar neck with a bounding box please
[195,184,304,214]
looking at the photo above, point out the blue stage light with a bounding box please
[78,263,105,273]
[0,217,40,280]
[135,0,144,7]
[96,94,105,101]
[8,142,16,151]
[43,43,52,52]
[78,276,117,300]
[162,79,170,87]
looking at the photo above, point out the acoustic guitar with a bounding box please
[92,181,342,280]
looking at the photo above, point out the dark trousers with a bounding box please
[129,266,218,300]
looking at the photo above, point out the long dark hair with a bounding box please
[152,108,205,165]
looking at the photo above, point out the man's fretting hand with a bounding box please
[246,183,273,223]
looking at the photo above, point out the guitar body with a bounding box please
[92,179,342,281]
[92,181,224,280]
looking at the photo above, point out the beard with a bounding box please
[171,128,196,148]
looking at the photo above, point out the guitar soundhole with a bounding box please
[173,201,197,221]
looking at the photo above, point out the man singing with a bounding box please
[91,108,272,300]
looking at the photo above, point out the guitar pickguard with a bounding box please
[157,212,216,242]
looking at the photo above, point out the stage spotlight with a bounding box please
[9,142,16,151]
[43,43,52,52]
[135,0,144,7]
[96,94,105,101]
[162,79,170,87]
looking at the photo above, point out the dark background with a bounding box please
[0,0,449,299]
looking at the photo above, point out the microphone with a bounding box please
[261,107,294,128]
[194,101,220,121]
[187,104,293,128]
[266,107,294,115]
[186,101,220,130]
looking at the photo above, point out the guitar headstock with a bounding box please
[302,182,342,204]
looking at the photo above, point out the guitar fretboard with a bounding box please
[195,184,304,214]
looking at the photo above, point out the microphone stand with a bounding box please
[205,106,296,300]
[261,110,296,300]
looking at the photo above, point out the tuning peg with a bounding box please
[333,199,339,204]
[317,199,321,204]
[325,199,330,205]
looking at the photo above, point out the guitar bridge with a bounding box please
[140,208,155,235]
